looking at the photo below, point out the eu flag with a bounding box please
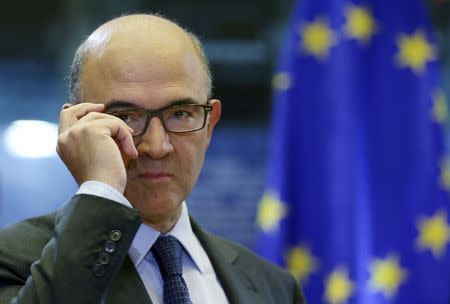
[255,0,450,303]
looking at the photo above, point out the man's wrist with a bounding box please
[77,181,132,208]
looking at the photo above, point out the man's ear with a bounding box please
[205,99,221,147]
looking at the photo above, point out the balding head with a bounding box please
[69,14,212,103]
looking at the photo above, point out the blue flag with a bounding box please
[255,0,450,303]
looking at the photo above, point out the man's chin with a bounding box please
[127,193,183,215]
[137,201,184,231]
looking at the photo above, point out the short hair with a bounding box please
[68,15,212,103]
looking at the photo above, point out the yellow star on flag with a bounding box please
[256,192,287,232]
[395,29,436,74]
[431,89,448,124]
[344,5,377,43]
[299,17,336,60]
[416,210,450,258]
[272,72,293,91]
[368,254,407,299]
[324,267,354,304]
[439,157,450,191]
[286,245,318,283]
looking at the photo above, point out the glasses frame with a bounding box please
[106,103,213,135]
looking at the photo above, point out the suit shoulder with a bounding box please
[0,212,56,262]
[205,231,293,279]
[200,231,305,302]
[191,219,292,279]
[0,212,55,240]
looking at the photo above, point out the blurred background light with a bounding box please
[4,120,58,158]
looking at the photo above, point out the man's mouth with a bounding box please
[137,172,173,181]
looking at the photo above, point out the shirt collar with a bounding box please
[128,201,207,274]
[128,223,159,267]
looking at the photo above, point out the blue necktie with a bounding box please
[151,236,192,304]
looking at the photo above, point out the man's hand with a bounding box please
[56,103,138,193]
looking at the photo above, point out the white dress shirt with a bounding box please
[78,181,229,304]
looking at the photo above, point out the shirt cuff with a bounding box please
[77,181,132,208]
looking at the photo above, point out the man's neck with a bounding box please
[141,207,183,233]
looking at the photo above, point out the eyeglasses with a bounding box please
[106,103,212,135]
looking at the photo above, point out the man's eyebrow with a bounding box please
[104,98,200,112]
[104,101,140,111]
[168,98,200,107]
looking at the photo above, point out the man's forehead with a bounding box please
[85,15,189,57]
[78,14,210,103]
[83,16,201,82]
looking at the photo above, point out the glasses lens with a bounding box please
[110,110,147,134]
[163,105,205,132]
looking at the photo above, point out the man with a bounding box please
[0,14,304,303]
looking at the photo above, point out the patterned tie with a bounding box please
[151,236,192,304]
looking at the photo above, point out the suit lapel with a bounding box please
[107,256,152,304]
[191,219,266,304]
[106,219,265,304]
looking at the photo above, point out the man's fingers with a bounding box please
[68,116,138,159]
[59,105,138,159]
[77,111,114,123]
[115,126,138,159]
[59,103,105,134]
[66,103,105,118]
[77,112,137,146]
[102,118,137,159]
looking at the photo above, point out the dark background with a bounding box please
[1,0,450,122]
[0,0,294,123]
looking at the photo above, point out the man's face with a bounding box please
[81,29,220,226]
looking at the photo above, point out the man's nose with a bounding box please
[136,117,174,159]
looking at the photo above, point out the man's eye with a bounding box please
[171,111,190,120]
[116,114,132,122]
[112,112,140,123]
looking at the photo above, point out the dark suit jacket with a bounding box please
[0,194,305,303]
